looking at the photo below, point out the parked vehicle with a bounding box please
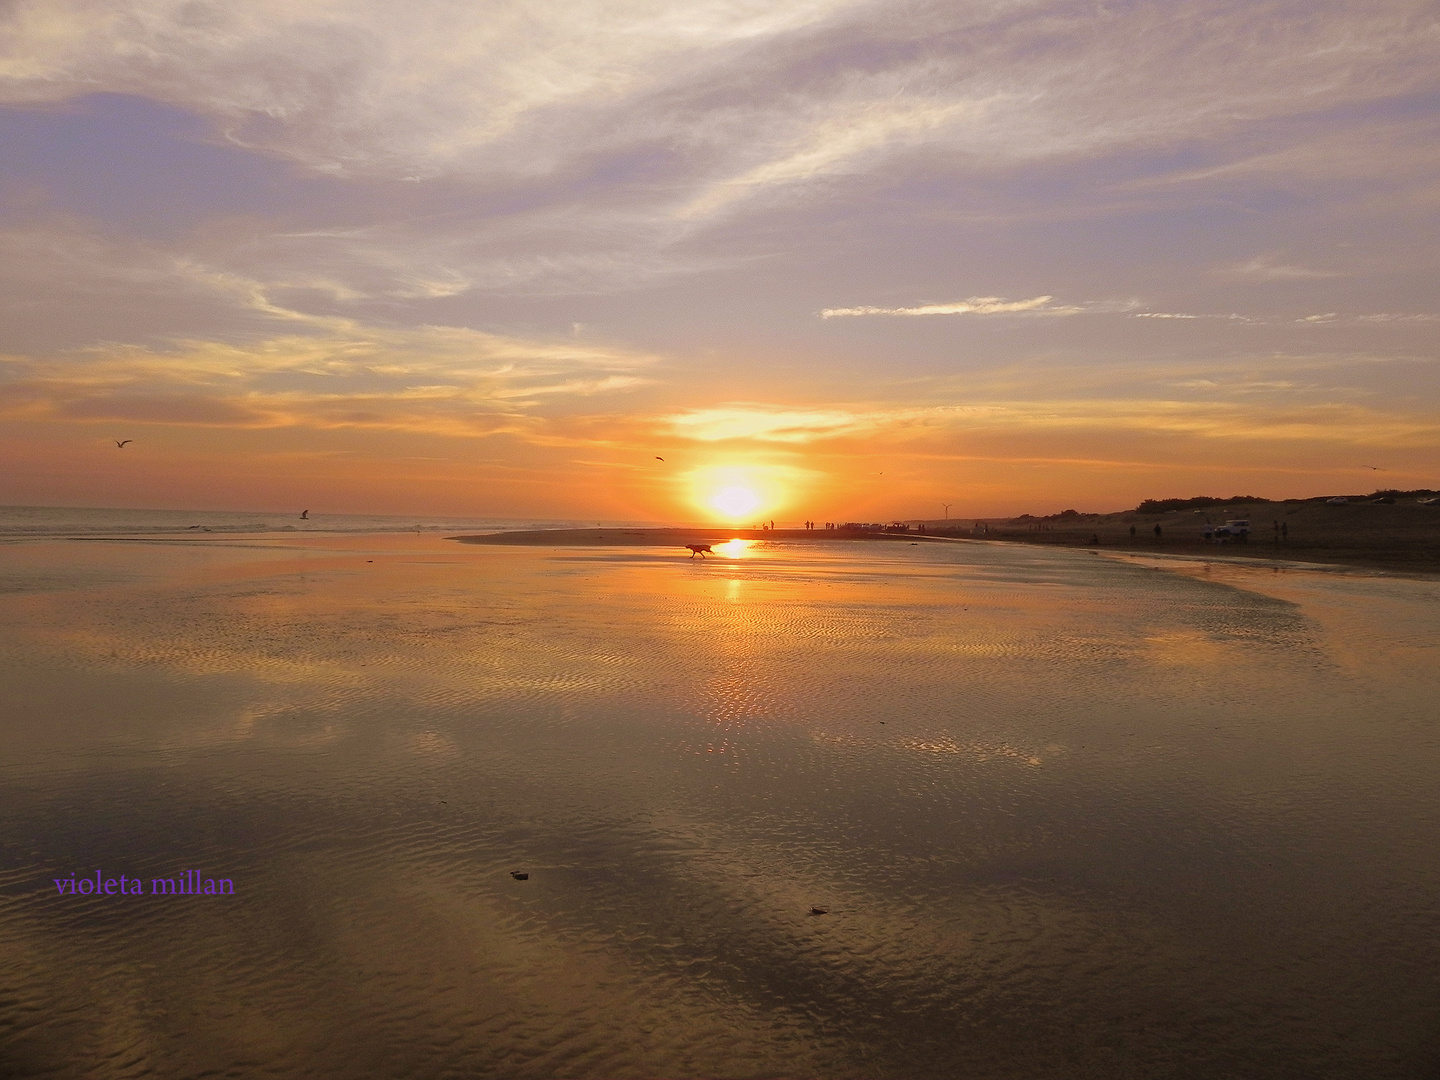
[1213,519,1250,542]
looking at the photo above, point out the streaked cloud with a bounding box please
[1133,312,1252,321]
[660,398,1440,450]
[664,406,882,442]
[3,1,1435,207]
[0,321,657,438]
[822,296,1089,318]
[1224,255,1342,280]
[1132,311,1440,326]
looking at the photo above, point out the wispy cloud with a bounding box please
[1298,312,1440,325]
[660,398,1440,450]
[1,0,1435,318]
[1133,310,1440,326]
[821,295,1113,318]
[664,406,883,442]
[0,320,657,438]
[1133,312,1255,322]
[4,1,1435,210]
[1223,254,1341,280]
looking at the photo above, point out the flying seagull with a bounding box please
[114,439,132,448]
[655,456,665,461]
[1361,465,1384,471]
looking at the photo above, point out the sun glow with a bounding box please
[688,463,803,523]
[711,485,761,519]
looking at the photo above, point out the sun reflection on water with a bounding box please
[711,538,754,558]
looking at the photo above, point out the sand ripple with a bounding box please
[1,536,1438,1077]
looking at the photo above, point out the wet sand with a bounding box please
[3,533,1440,1078]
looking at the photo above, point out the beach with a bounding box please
[450,501,1440,579]
[3,530,1440,1078]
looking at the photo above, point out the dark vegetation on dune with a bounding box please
[910,490,1440,574]
[457,491,1440,576]
[1134,490,1439,513]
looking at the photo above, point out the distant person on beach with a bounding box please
[1130,525,1136,537]
[1154,524,1163,539]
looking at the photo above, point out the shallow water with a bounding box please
[1,535,1438,1078]
[0,503,622,539]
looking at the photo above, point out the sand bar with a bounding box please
[450,509,1440,577]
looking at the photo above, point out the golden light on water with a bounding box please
[711,539,754,558]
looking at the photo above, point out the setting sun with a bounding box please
[688,463,796,523]
[711,485,761,519]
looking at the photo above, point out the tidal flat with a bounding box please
[2,533,1439,1078]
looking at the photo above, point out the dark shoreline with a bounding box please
[950,498,1440,578]
[450,518,1440,578]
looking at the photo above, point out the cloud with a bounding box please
[677,94,975,220]
[664,406,882,442]
[0,320,658,437]
[1118,116,1440,198]
[1132,311,1440,326]
[1223,255,1342,280]
[1295,312,1440,325]
[1133,312,1255,322]
[659,398,1440,450]
[3,0,1435,215]
[1355,313,1440,323]
[2,0,1436,317]
[821,295,1086,318]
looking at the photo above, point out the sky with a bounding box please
[1,0,1438,522]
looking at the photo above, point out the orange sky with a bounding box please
[2,1,1437,521]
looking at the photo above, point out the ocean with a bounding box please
[0,503,652,539]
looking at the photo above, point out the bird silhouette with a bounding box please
[114,439,132,448]
[1361,465,1384,471]
[655,456,665,461]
